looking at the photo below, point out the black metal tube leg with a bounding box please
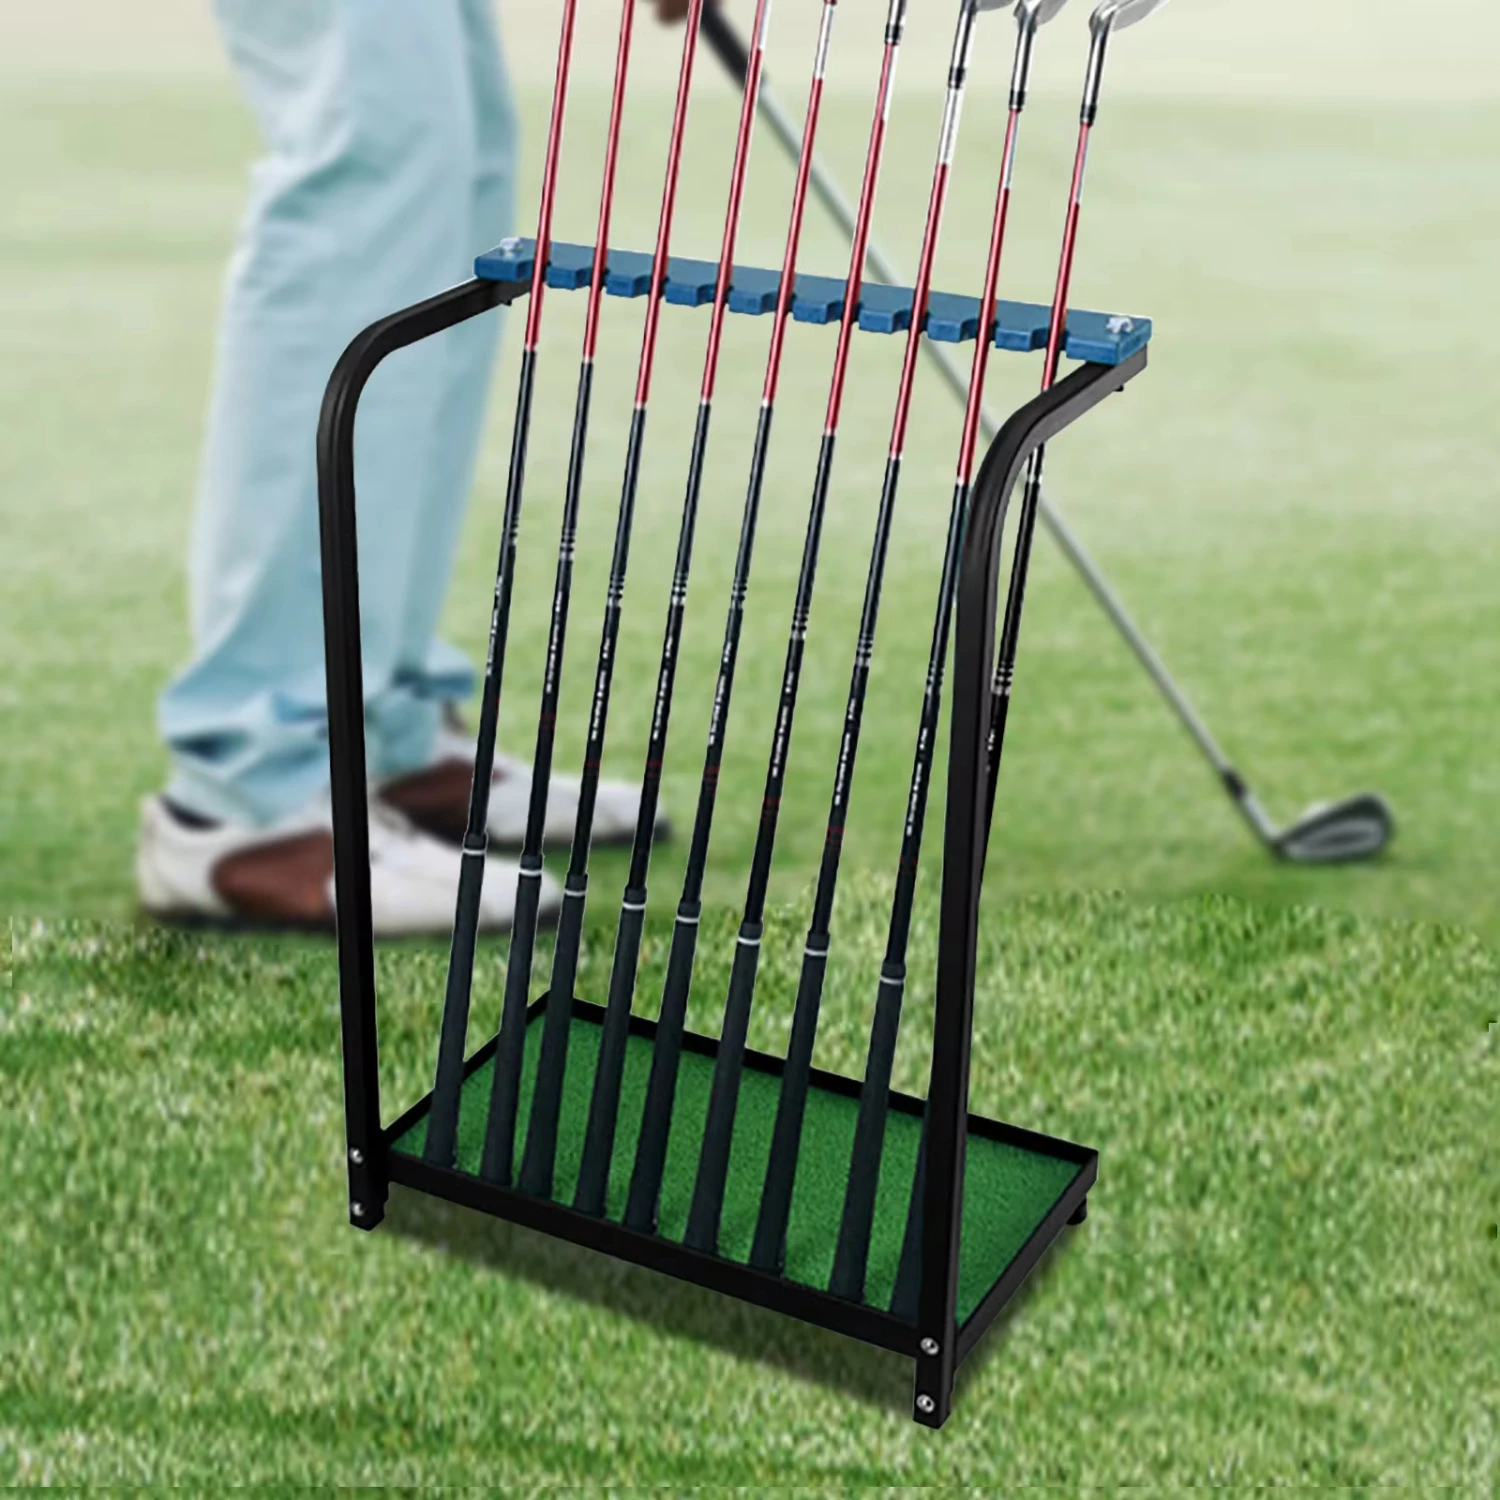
[319,358,385,1233]
[316,277,521,1228]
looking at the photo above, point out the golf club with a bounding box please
[747,0,1036,1277]
[892,0,1173,1319]
[480,0,701,1187]
[824,0,1069,1302]
[424,0,582,1170]
[680,0,929,1257]
[575,0,838,1220]
[518,0,773,1202]
[627,0,912,1240]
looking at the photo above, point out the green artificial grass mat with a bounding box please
[392,1007,1083,1322]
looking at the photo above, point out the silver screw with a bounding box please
[349,1148,364,1166]
[916,1395,936,1415]
[919,1337,940,1356]
[350,1200,365,1218]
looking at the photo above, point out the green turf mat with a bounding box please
[390,1008,1084,1323]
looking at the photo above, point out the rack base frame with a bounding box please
[317,262,1147,1428]
[377,993,1097,1367]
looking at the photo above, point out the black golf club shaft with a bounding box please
[825,3,1051,1300]
[517,0,767,1203]
[424,0,581,1170]
[615,0,848,1235]
[748,0,988,1276]
[675,0,912,1256]
[982,37,1107,842]
[475,0,642,1186]
[892,4,1129,1306]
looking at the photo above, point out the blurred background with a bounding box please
[4,0,1497,934]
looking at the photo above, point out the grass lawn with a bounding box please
[2,35,1498,1487]
[6,895,1497,1483]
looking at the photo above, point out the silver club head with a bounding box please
[1090,0,1171,35]
[977,0,1067,20]
[1014,0,1071,24]
[1274,794,1396,865]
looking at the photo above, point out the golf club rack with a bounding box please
[318,0,1161,1429]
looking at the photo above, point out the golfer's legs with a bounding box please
[370,0,520,778]
[159,0,477,826]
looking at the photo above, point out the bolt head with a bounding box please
[920,1337,940,1356]
[349,1148,364,1166]
[350,1200,365,1218]
[916,1394,936,1415]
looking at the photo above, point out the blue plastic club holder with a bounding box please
[475,237,1153,367]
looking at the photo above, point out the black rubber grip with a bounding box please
[684,923,762,1252]
[517,878,589,1197]
[889,1131,925,1322]
[829,966,906,1301]
[479,871,544,1185]
[624,904,703,1232]
[424,854,488,1168]
[573,896,648,1215]
[748,944,829,1272]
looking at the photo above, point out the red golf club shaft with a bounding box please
[522,0,774,1200]
[476,0,644,1187]
[425,0,582,1170]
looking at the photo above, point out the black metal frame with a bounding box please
[316,272,1145,1427]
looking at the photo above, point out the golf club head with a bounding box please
[1273,793,1396,865]
[1015,0,1071,26]
[1090,0,1171,36]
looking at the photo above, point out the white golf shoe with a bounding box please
[136,793,560,937]
[379,727,669,851]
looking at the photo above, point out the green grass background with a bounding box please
[3,1,1499,1483]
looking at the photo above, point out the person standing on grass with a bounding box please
[140,0,690,936]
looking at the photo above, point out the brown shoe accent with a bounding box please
[211,830,337,929]
[379,759,476,846]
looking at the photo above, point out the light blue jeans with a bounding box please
[159,0,517,826]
